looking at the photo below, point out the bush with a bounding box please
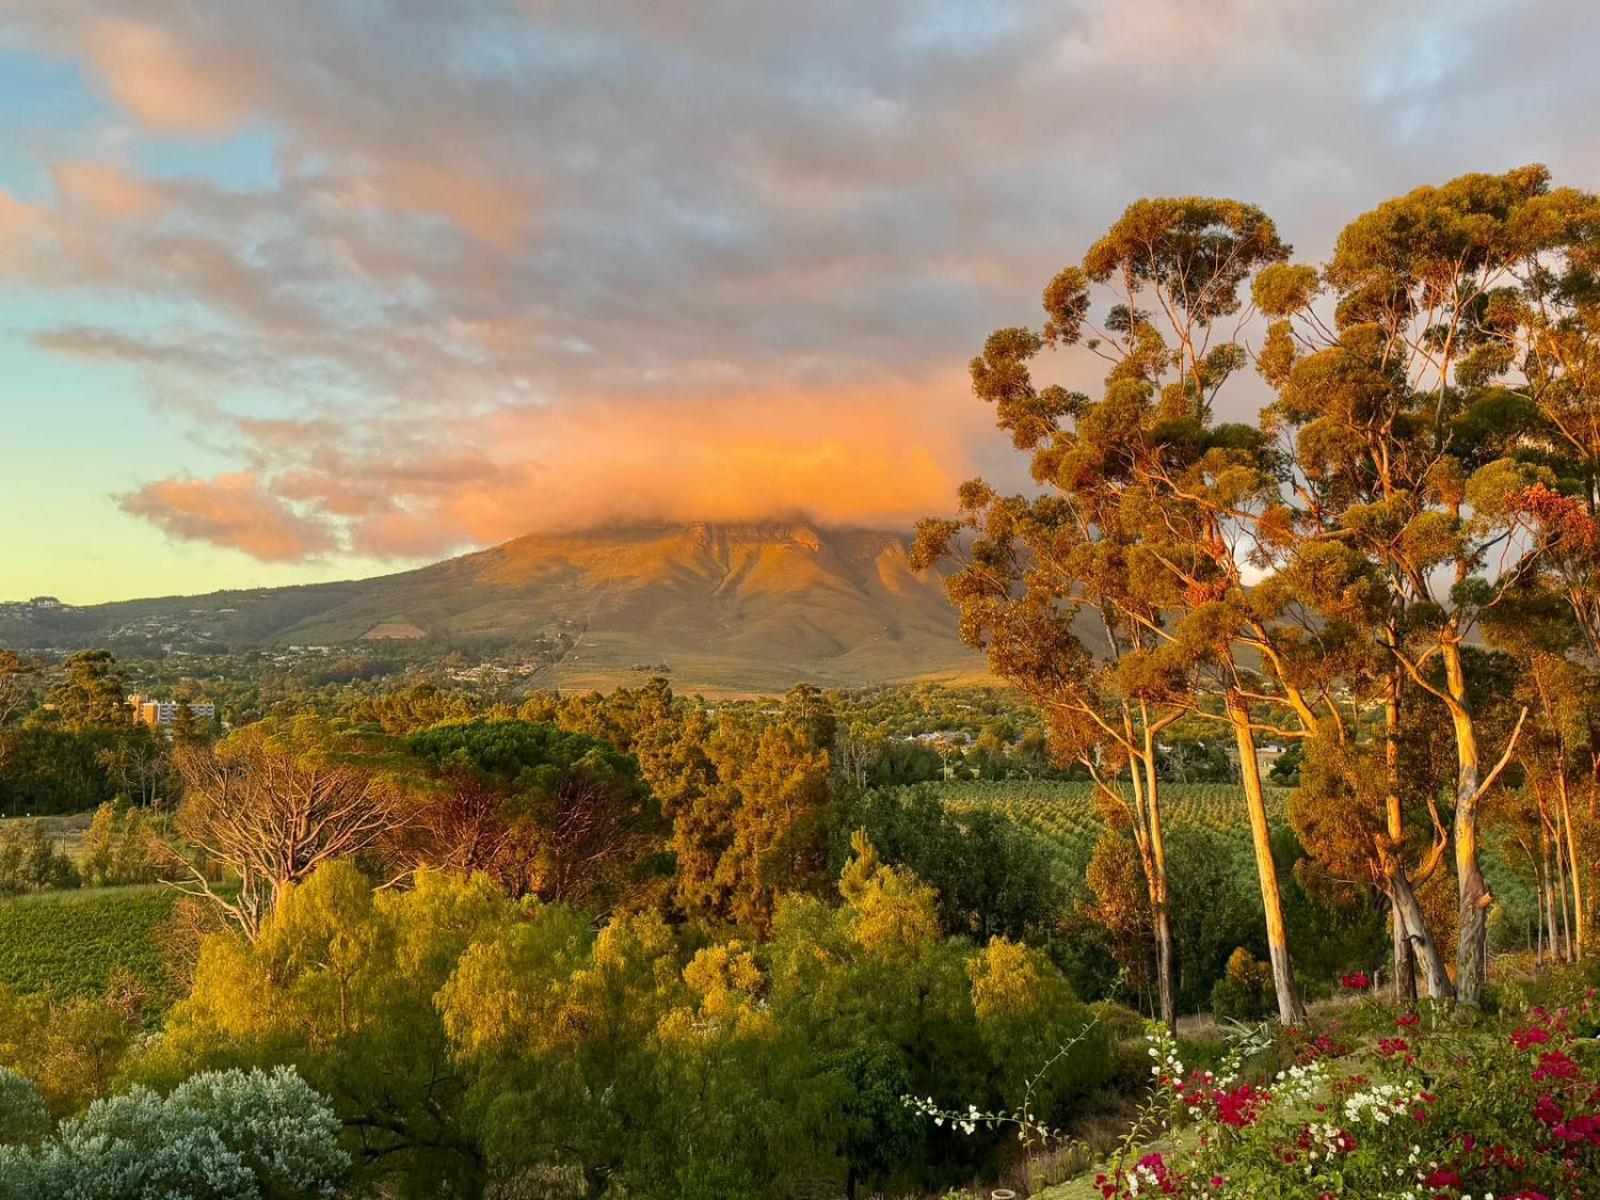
[0,824,77,896]
[1096,996,1600,1198]
[79,802,174,888]
[1209,947,1275,1023]
[0,1072,46,1146]
[0,1066,348,1199]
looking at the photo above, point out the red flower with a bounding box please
[1532,1050,1581,1081]
[1533,1092,1565,1126]
[1377,1037,1411,1060]
[1340,971,1371,991]
[1212,1084,1268,1128]
[1511,1026,1550,1050]
[1424,1167,1462,1187]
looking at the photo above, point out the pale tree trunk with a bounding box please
[1557,771,1585,958]
[1227,691,1306,1024]
[1391,913,1415,1002]
[1438,640,1524,1009]
[1381,675,1452,1000]
[1144,736,1175,1034]
[1384,679,1416,1004]
[1127,743,1176,1032]
[1553,807,1573,962]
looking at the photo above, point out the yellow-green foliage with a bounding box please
[0,985,139,1116]
[137,854,1112,1199]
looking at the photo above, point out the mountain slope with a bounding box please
[2,522,995,692]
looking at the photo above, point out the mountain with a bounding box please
[1,522,994,693]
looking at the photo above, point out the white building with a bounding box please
[129,697,217,728]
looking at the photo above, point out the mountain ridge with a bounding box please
[1,520,994,693]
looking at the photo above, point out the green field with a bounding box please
[0,885,180,1007]
[939,779,1288,861]
[936,779,1544,947]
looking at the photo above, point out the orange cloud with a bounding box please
[335,374,997,558]
[84,21,246,135]
[117,473,337,562]
[115,373,1005,564]
[51,161,165,220]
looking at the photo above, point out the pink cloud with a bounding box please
[117,473,338,562]
[51,161,166,220]
[83,20,247,135]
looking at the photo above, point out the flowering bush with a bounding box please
[1091,992,1600,1198]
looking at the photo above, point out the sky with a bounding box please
[1,1,1598,604]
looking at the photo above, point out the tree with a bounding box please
[714,719,835,931]
[96,727,174,807]
[0,654,32,786]
[401,719,664,908]
[147,865,507,1198]
[1257,165,1597,1004]
[172,716,413,937]
[42,650,130,731]
[913,196,1293,1026]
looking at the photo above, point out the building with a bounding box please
[128,696,217,729]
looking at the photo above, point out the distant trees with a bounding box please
[0,649,185,816]
[42,651,131,732]
[545,679,840,929]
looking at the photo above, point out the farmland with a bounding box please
[0,885,180,1008]
[937,779,1290,863]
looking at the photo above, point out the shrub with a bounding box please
[1093,994,1600,1198]
[79,801,175,888]
[0,1072,46,1146]
[0,1066,348,1200]
[0,823,77,896]
[1209,947,1274,1023]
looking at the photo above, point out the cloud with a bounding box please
[5,0,1600,565]
[51,160,165,220]
[81,19,248,135]
[116,473,339,562]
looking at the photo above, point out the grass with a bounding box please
[0,884,181,1008]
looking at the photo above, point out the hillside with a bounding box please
[0,522,998,693]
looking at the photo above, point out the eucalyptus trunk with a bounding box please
[1227,691,1305,1024]
[1442,641,1492,1008]
[1382,675,1451,1000]
[1128,740,1176,1032]
[1557,772,1585,958]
